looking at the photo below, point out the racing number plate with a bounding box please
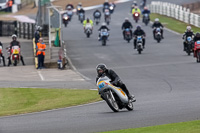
[98,82,105,89]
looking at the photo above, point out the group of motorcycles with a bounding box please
[183,36,200,63]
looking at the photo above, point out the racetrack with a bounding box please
[0,0,200,133]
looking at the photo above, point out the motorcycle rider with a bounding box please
[93,9,101,20]
[0,41,6,66]
[193,32,200,42]
[182,26,195,51]
[96,64,136,102]
[121,18,133,40]
[132,6,141,15]
[142,6,151,23]
[98,22,110,40]
[103,0,110,12]
[133,25,146,49]
[8,34,25,66]
[76,2,82,14]
[83,18,93,32]
[152,18,164,39]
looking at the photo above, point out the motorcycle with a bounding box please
[124,28,132,43]
[100,29,109,46]
[136,36,143,54]
[133,12,140,23]
[185,36,194,56]
[94,12,101,25]
[143,13,149,26]
[109,4,115,14]
[97,75,134,112]
[0,46,3,65]
[11,46,20,66]
[62,13,69,27]
[79,12,85,23]
[104,9,111,25]
[154,27,162,43]
[103,5,109,13]
[193,41,200,63]
[85,23,93,38]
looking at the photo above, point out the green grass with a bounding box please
[150,13,200,34]
[100,120,200,133]
[0,88,101,116]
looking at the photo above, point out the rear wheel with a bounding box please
[14,59,17,66]
[105,91,119,112]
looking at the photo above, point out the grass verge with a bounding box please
[0,88,101,116]
[150,13,200,34]
[100,120,200,133]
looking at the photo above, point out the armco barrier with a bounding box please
[148,1,200,28]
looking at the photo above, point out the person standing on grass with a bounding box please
[36,38,46,69]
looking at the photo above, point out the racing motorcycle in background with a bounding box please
[136,36,143,54]
[184,36,194,56]
[133,11,140,23]
[99,29,109,46]
[62,13,69,27]
[97,76,134,112]
[193,41,200,63]
[104,9,111,25]
[94,12,101,25]
[143,13,150,26]
[79,12,85,23]
[124,28,132,43]
[84,23,93,38]
[154,27,162,43]
[11,46,20,66]
[109,4,115,14]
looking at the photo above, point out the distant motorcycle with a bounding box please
[79,13,85,23]
[154,27,162,43]
[143,13,150,26]
[193,41,200,63]
[62,13,69,27]
[66,9,73,21]
[11,46,20,66]
[185,36,194,56]
[100,29,109,46]
[97,75,134,112]
[136,36,143,54]
[0,46,3,65]
[85,23,93,38]
[104,9,111,25]
[94,12,101,25]
[133,12,140,23]
[124,28,132,43]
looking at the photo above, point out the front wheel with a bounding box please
[125,100,134,111]
[102,39,106,46]
[87,32,90,38]
[14,59,17,66]
[104,91,119,112]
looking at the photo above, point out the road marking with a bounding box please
[37,71,45,81]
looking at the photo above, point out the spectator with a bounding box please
[36,38,46,69]
[7,0,13,12]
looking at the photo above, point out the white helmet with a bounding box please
[133,1,137,4]
[12,34,17,38]
[155,18,159,22]
[102,22,106,26]
[186,26,191,31]
[125,17,129,21]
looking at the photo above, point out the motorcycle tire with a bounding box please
[102,39,106,46]
[87,33,90,38]
[138,50,141,54]
[14,59,17,66]
[64,23,67,27]
[104,91,119,112]
[157,38,161,43]
[197,51,200,63]
[125,100,134,111]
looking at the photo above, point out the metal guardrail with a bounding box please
[148,1,200,28]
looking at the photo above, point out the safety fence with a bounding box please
[148,1,200,28]
[0,20,48,39]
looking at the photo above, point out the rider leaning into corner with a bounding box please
[96,64,136,102]
[8,34,25,66]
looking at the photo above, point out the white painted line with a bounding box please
[37,71,45,81]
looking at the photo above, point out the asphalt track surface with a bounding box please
[0,0,200,133]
